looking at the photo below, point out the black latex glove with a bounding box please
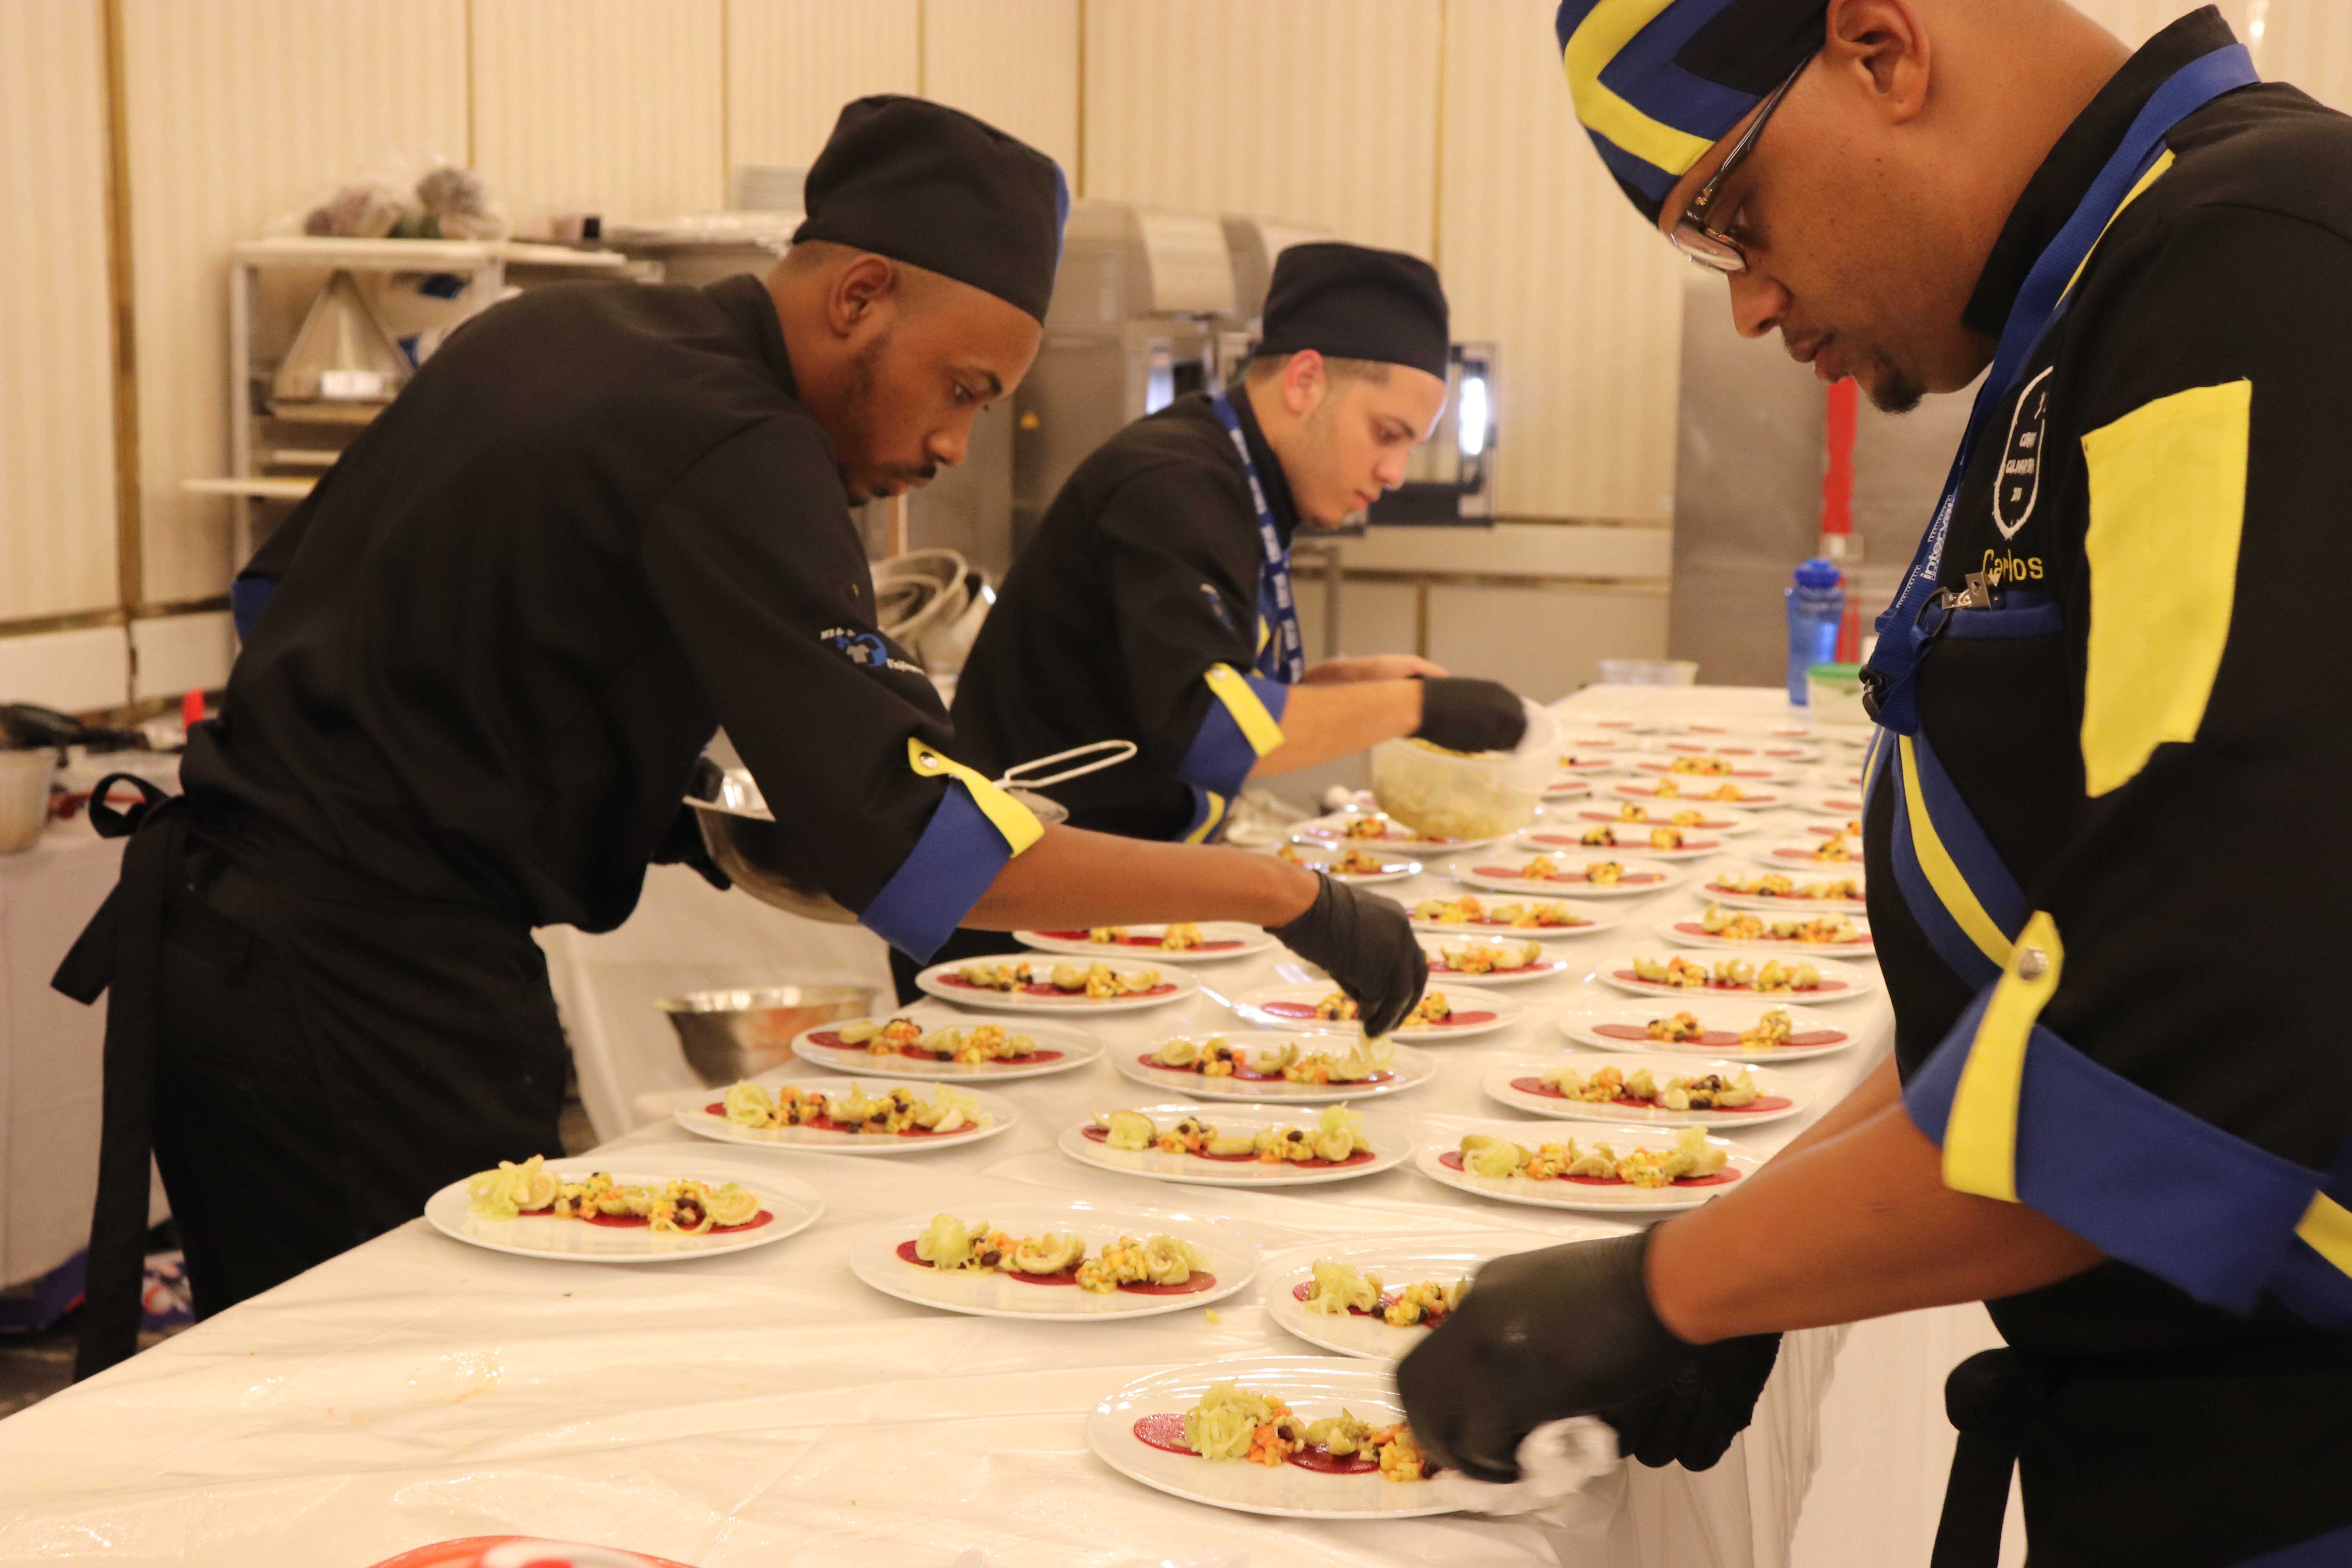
[1397,1230,1780,1481]
[1414,676,1528,753]
[1265,873,1426,1038]
[650,800,731,893]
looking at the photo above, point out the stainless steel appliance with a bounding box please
[1364,341,1499,524]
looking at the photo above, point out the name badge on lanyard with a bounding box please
[1860,42,2258,737]
[1209,388,1305,684]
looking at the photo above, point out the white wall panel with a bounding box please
[0,626,129,714]
[1083,0,1442,256]
[923,0,1081,175]
[2261,0,2352,109]
[2076,0,2251,48]
[119,0,469,606]
[473,0,724,232]
[1441,0,1684,525]
[726,0,919,178]
[0,0,118,622]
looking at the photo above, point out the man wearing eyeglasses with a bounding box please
[1399,4,2352,1565]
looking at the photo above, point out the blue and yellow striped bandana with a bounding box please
[1555,0,1826,221]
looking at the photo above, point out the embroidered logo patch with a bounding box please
[1994,366,2054,541]
[821,627,925,677]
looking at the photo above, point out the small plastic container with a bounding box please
[1805,662,1869,727]
[1370,700,1560,840]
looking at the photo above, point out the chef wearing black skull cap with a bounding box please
[54,99,1427,1381]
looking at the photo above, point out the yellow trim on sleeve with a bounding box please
[2058,149,2174,305]
[1896,736,2017,971]
[2296,1192,2352,1280]
[1257,615,1271,655]
[1561,0,1717,179]
[1203,663,1285,757]
[1184,792,1229,845]
[906,739,1044,856]
[2079,378,2251,796]
[1943,911,2066,1204]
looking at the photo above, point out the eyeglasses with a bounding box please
[1668,59,1808,274]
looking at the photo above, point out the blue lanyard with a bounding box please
[1209,388,1305,684]
[1861,42,2257,735]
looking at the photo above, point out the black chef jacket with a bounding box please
[192,274,1034,960]
[1861,12,2352,1563]
[950,388,1297,843]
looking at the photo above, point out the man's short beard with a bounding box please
[1863,354,1926,416]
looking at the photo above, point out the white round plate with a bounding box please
[1752,838,1864,871]
[1557,746,1629,770]
[849,1201,1258,1320]
[1544,802,1756,836]
[1058,1101,1410,1188]
[1089,1356,1457,1519]
[1549,710,1657,736]
[1608,778,1784,811]
[1291,809,1498,854]
[1589,951,1878,1003]
[1653,737,1820,764]
[1230,982,1523,1041]
[1558,998,1860,1062]
[1791,788,1869,818]
[1274,843,1421,884]
[1444,851,1684,900]
[673,1075,1021,1155]
[792,1013,1103,1082]
[1655,912,1874,956]
[1414,1116,1760,1213]
[1416,935,1576,986]
[423,1158,822,1263]
[1655,717,1813,742]
[1622,753,1800,784]
[1407,898,1621,941]
[1481,1054,1810,1128]
[1116,1030,1439,1102]
[1016,922,1273,964]
[1539,774,1595,800]
[1260,1231,1620,1361]
[1697,863,1867,914]
[1514,822,1734,861]
[915,956,1201,1014]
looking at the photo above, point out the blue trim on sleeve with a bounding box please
[230,575,277,642]
[1174,673,1290,800]
[2236,1522,2352,1568]
[1905,1006,2339,1317]
[858,782,1013,962]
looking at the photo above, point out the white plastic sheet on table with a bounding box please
[0,686,2009,1567]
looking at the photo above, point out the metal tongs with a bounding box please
[990,739,1137,823]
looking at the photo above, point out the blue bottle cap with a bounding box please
[1794,557,1843,588]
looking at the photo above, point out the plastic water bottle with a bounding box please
[1786,557,1845,703]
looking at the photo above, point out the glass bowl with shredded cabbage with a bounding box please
[1370,700,1557,840]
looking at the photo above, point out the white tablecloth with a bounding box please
[0,686,2012,1567]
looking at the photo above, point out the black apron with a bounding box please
[55,776,567,1379]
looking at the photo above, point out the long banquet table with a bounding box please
[0,685,2004,1568]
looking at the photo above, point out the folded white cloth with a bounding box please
[1431,1415,1626,1530]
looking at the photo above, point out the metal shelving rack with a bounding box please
[191,235,627,573]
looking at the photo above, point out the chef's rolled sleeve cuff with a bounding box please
[860,740,1045,962]
[1175,665,1289,801]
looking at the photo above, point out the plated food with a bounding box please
[848,1203,1257,1319]
[1556,801,1753,833]
[1481,1054,1807,1127]
[1792,789,1868,817]
[1700,867,1867,913]
[914,955,1200,1014]
[1290,809,1495,853]
[1625,753,1796,783]
[1655,738,1818,763]
[1657,904,1875,953]
[1538,772,1596,800]
[673,1076,1020,1154]
[791,1013,1102,1080]
[1557,999,1858,1061]
[1231,981,1522,1041]
[1089,1358,1459,1518]
[1515,821,1728,860]
[1416,1118,1760,1212]
[1446,851,1684,898]
[1655,718,1813,742]
[1608,778,1783,810]
[1416,935,1573,984]
[1409,892,1617,939]
[1016,922,1272,963]
[1755,836,1862,870]
[1116,1030,1437,1101]
[1273,841,1420,883]
[1058,1102,1408,1187]
[424,1156,822,1261]
[1592,951,1877,1002]
[1259,1232,1617,1360]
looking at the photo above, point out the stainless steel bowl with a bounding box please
[657,984,881,1085]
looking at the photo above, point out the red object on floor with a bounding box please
[368,1539,700,1568]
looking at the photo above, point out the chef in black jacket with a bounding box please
[927,244,1529,993]
[55,97,1423,1379]
[1400,5,2352,1566]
